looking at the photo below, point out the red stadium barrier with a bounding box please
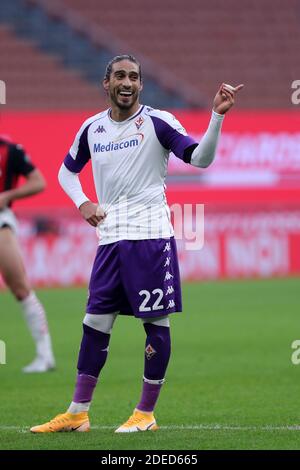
[0,203,298,287]
[1,111,299,285]
[1,110,300,208]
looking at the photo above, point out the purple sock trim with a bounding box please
[73,373,98,403]
[136,381,162,412]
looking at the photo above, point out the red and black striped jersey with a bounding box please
[0,142,35,202]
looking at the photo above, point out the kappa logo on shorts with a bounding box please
[164,257,171,267]
[163,243,171,252]
[167,300,175,309]
[164,271,174,281]
[166,286,174,295]
[145,344,157,360]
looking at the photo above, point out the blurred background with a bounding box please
[1,0,300,452]
[0,0,300,284]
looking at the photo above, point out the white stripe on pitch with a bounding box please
[1,424,300,432]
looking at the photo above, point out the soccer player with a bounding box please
[31,55,242,432]
[0,135,55,373]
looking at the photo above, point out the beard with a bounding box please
[109,89,139,110]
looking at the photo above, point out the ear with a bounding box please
[139,81,143,92]
[103,79,109,92]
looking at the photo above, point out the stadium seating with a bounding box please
[0,24,105,109]
[1,0,298,109]
[59,0,300,108]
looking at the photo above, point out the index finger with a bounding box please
[234,84,244,92]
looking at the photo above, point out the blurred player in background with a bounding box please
[0,135,55,373]
[31,55,242,433]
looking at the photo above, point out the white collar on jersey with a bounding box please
[108,105,144,124]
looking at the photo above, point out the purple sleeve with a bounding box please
[64,123,91,173]
[150,116,197,163]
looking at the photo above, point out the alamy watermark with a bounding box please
[0,340,6,365]
[96,199,205,251]
[0,84,7,362]
[291,80,300,105]
[291,340,300,365]
[171,203,204,251]
[0,80,6,104]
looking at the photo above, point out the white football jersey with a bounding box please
[64,105,197,245]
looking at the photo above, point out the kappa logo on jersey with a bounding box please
[145,344,157,360]
[94,125,106,133]
[135,115,144,130]
[93,133,144,153]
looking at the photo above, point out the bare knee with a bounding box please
[7,280,31,301]
[0,229,30,300]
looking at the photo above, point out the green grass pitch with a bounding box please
[0,278,300,450]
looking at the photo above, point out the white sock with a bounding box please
[68,401,90,413]
[20,291,54,362]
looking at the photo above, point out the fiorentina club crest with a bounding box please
[145,344,156,360]
[135,115,144,130]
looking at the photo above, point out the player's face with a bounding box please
[103,60,143,112]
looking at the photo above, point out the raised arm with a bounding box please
[191,83,244,168]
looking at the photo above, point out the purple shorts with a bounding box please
[86,237,182,318]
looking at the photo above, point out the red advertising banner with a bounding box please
[167,111,300,189]
[1,111,299,285]
[176,208,300,280]
[0,204,298,287]
[0,111,300,209]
